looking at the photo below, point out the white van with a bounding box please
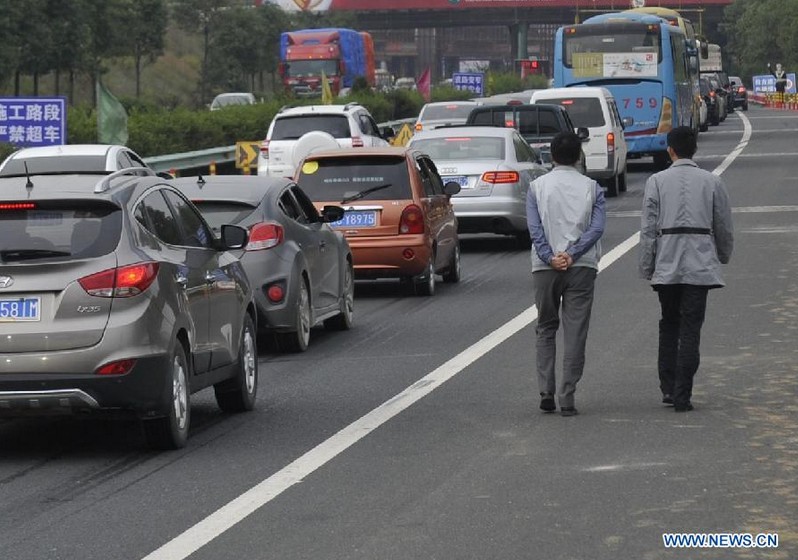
[531,87,629,197]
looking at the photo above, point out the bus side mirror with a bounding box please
[576,127,590,141]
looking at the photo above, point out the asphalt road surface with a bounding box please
[1,106,796,560]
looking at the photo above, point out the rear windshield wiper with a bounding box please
[1,249,72,262]
[340,184,392,205]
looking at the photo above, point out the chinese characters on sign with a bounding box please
[0,97,67,147]
[573,53,658,78]
[752,74,797,94]
[452,72,484,96]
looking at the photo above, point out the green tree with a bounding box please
[46,0,92,100]
[119,0,168,98]
[725,0,798,78]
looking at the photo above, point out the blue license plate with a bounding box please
[0,297,41,322]
[441,175,470,188]
[332,210,377,228]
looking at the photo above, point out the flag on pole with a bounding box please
[417,67,431,102]
[321,70,333,105]
[97,81,129,145]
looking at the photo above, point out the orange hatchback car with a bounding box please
[296,147,461,296]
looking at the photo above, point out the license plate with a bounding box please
[332,210,377,228]
[441,175,470,188]
[0,297,41,322]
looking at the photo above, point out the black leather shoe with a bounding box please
[662,394,674,406]
[560,407,579,417]
[540,393,556,413]
[674,402,694,412]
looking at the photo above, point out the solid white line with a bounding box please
[696,152,798,160]
[712,111,752,176]
[609,205,798,218]
[140,112,751,560]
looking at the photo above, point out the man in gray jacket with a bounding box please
[527,131,605,417]
[639,126,734,412]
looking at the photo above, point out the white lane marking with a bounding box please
[702,127,798,134]
[141,116,751,560]
[696,152,798,160]
[712,111,752,176]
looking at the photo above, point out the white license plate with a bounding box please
[0,297,41,322]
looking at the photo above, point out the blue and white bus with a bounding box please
[553,12,696,169]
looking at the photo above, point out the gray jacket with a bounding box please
[639,159,734,287]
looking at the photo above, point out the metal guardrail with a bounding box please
[143,145,237,174]
[141,118,418,174]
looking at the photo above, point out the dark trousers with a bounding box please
[656,284,709,406]
[533,267,597,408]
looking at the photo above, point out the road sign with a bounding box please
[236,141,260,169]
[390,123,414,147]
[0,97,66,147]
[452,72,485,96]
[752,74,797,94]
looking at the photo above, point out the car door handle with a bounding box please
[175,275,188,288]
[205,272,216,284]
[319,240,327,249]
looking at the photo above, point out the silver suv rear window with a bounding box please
[271,115,351,140]
[298,156,412,202]
[0,201,121,262]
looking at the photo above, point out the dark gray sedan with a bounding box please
[172,176,353,352]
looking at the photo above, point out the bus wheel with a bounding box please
[653,152,670,171]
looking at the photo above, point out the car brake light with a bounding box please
[79,262,159,298]
[481,171,520,184]
[247,222,283,251]
[0,202,36,210]
[607,132,615,154]
[399,204,425,234]
[351,137,364,148]
[738,86,746,93]
[96,359,137,376]
[709,91,716,98]
[260,140,270,158]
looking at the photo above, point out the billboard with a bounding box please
[265,0,731,11]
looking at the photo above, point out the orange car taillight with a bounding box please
[79,263,159,298]
[260,139,270,159]
[481,171,520,184]
[399,204,425,234]
[247,222,284,251]
[607,132,616,154]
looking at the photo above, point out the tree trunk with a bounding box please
[55,68,61,96]
[69,70,75,106]
[33,72,39,96]
[135,54,142,99]
[14,70,21,96]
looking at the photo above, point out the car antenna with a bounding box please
[24,161,34,190]
[197,174,205,188]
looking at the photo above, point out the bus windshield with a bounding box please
[564,23,662,77]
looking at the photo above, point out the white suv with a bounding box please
[258,104,392,178]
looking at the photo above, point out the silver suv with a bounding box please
[0,168,258,449]
[258,103,393,177]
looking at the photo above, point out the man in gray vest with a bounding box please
[527,131,605,417]
[639,126,734,412]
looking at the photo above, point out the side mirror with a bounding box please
[622,116,634,129]
[443,181,462,196]
[381,126,396,140]
[576,127,590,141]
[319,205,345,223]
[220,224,248,250]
